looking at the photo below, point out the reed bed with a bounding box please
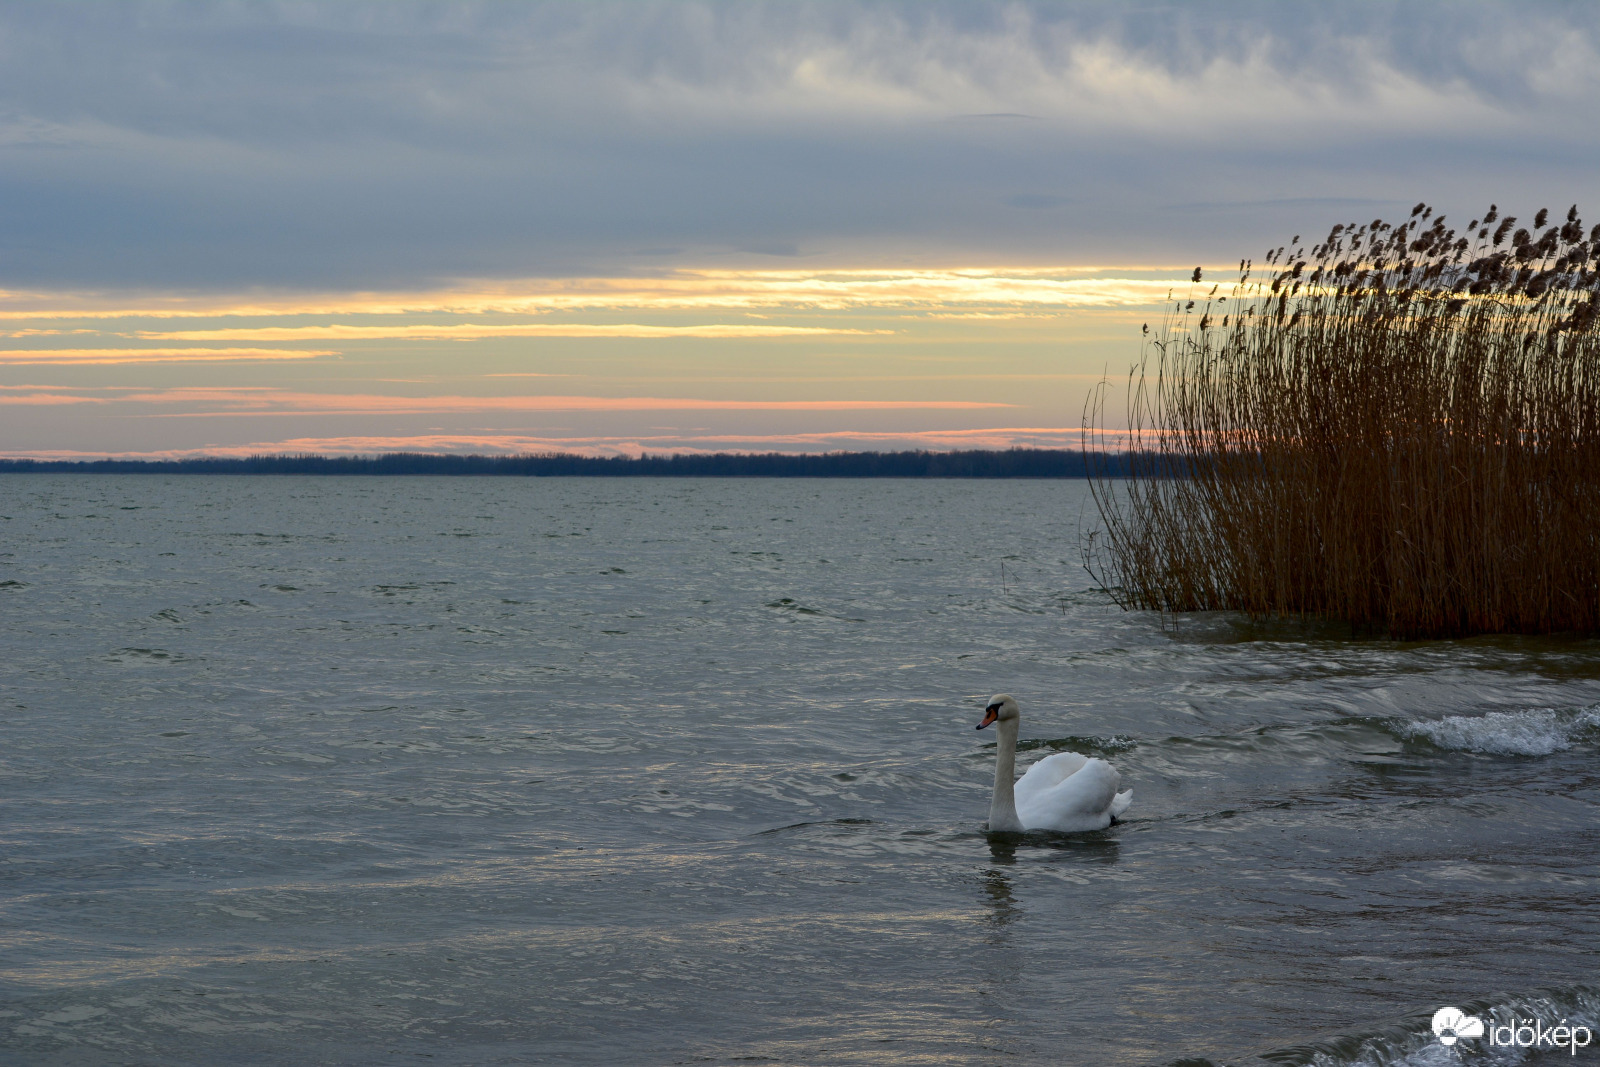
[1084,203,1600,637]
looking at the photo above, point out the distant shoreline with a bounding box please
[0,448,1128,478]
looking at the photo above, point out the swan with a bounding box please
[976,693,1132,833]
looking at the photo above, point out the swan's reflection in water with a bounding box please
[985,829,1122,863]
[987,835,1019,866]
[979,831,1121,933]
[1035,830,1121,865]
[971,830,1126,1051]
[970,834,1073,1063]
[983,838,1020,928]
[973,844,1024,1051]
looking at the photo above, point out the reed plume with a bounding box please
[1084,203,1600,638]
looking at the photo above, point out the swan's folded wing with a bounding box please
[1016,757,1122,832]
[1013,751,1089,809]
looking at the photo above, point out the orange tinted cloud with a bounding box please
[0,392,107,405]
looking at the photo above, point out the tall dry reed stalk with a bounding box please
[1084,203,1600,637]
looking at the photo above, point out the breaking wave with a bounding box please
[1395,705,1600,757]
[1247,984,1600,1067]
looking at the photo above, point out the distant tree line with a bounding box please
[0,449,1129,478]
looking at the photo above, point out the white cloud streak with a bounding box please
[0,270,1193,320]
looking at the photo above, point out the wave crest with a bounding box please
[1285,984,1600,1067]
[1398,706,1600,757]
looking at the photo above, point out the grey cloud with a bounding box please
[736,243,805,257]
[0,1,1597,289]
[1004,194,1072,210]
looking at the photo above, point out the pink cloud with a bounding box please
[0,392,108,405]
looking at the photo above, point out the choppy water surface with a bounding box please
[1,475,1597,1067]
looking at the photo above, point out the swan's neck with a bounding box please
[989,719,1024,833]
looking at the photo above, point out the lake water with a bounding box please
[1,475,1596,1067]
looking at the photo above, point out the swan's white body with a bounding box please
[977,694,1132,833]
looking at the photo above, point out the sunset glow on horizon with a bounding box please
[0,266,1195,457]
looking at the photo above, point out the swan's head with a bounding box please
[976,694,1019,730]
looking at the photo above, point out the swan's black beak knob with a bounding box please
[976,706,999,730]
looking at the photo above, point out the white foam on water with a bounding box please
[1307,1039,1448,1067]
[1307,988,1600,1067]
[1323,1039,1520,1067]
[1399,705,1600,757]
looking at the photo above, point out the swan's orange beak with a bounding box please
[976,706,999,730]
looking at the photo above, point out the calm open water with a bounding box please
[1,475,1597,1067]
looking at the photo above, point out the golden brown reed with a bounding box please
[1084,203,1600,638]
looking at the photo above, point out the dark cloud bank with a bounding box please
[1,1,1597,289]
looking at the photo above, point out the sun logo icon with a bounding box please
[1432,1006,1485,1046]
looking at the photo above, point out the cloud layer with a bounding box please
[1,2,1597,288]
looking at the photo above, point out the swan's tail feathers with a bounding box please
[1109,790,1133,819]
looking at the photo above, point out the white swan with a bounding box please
[976,693,1132,833]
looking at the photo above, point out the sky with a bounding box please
[3,0,1599,458]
